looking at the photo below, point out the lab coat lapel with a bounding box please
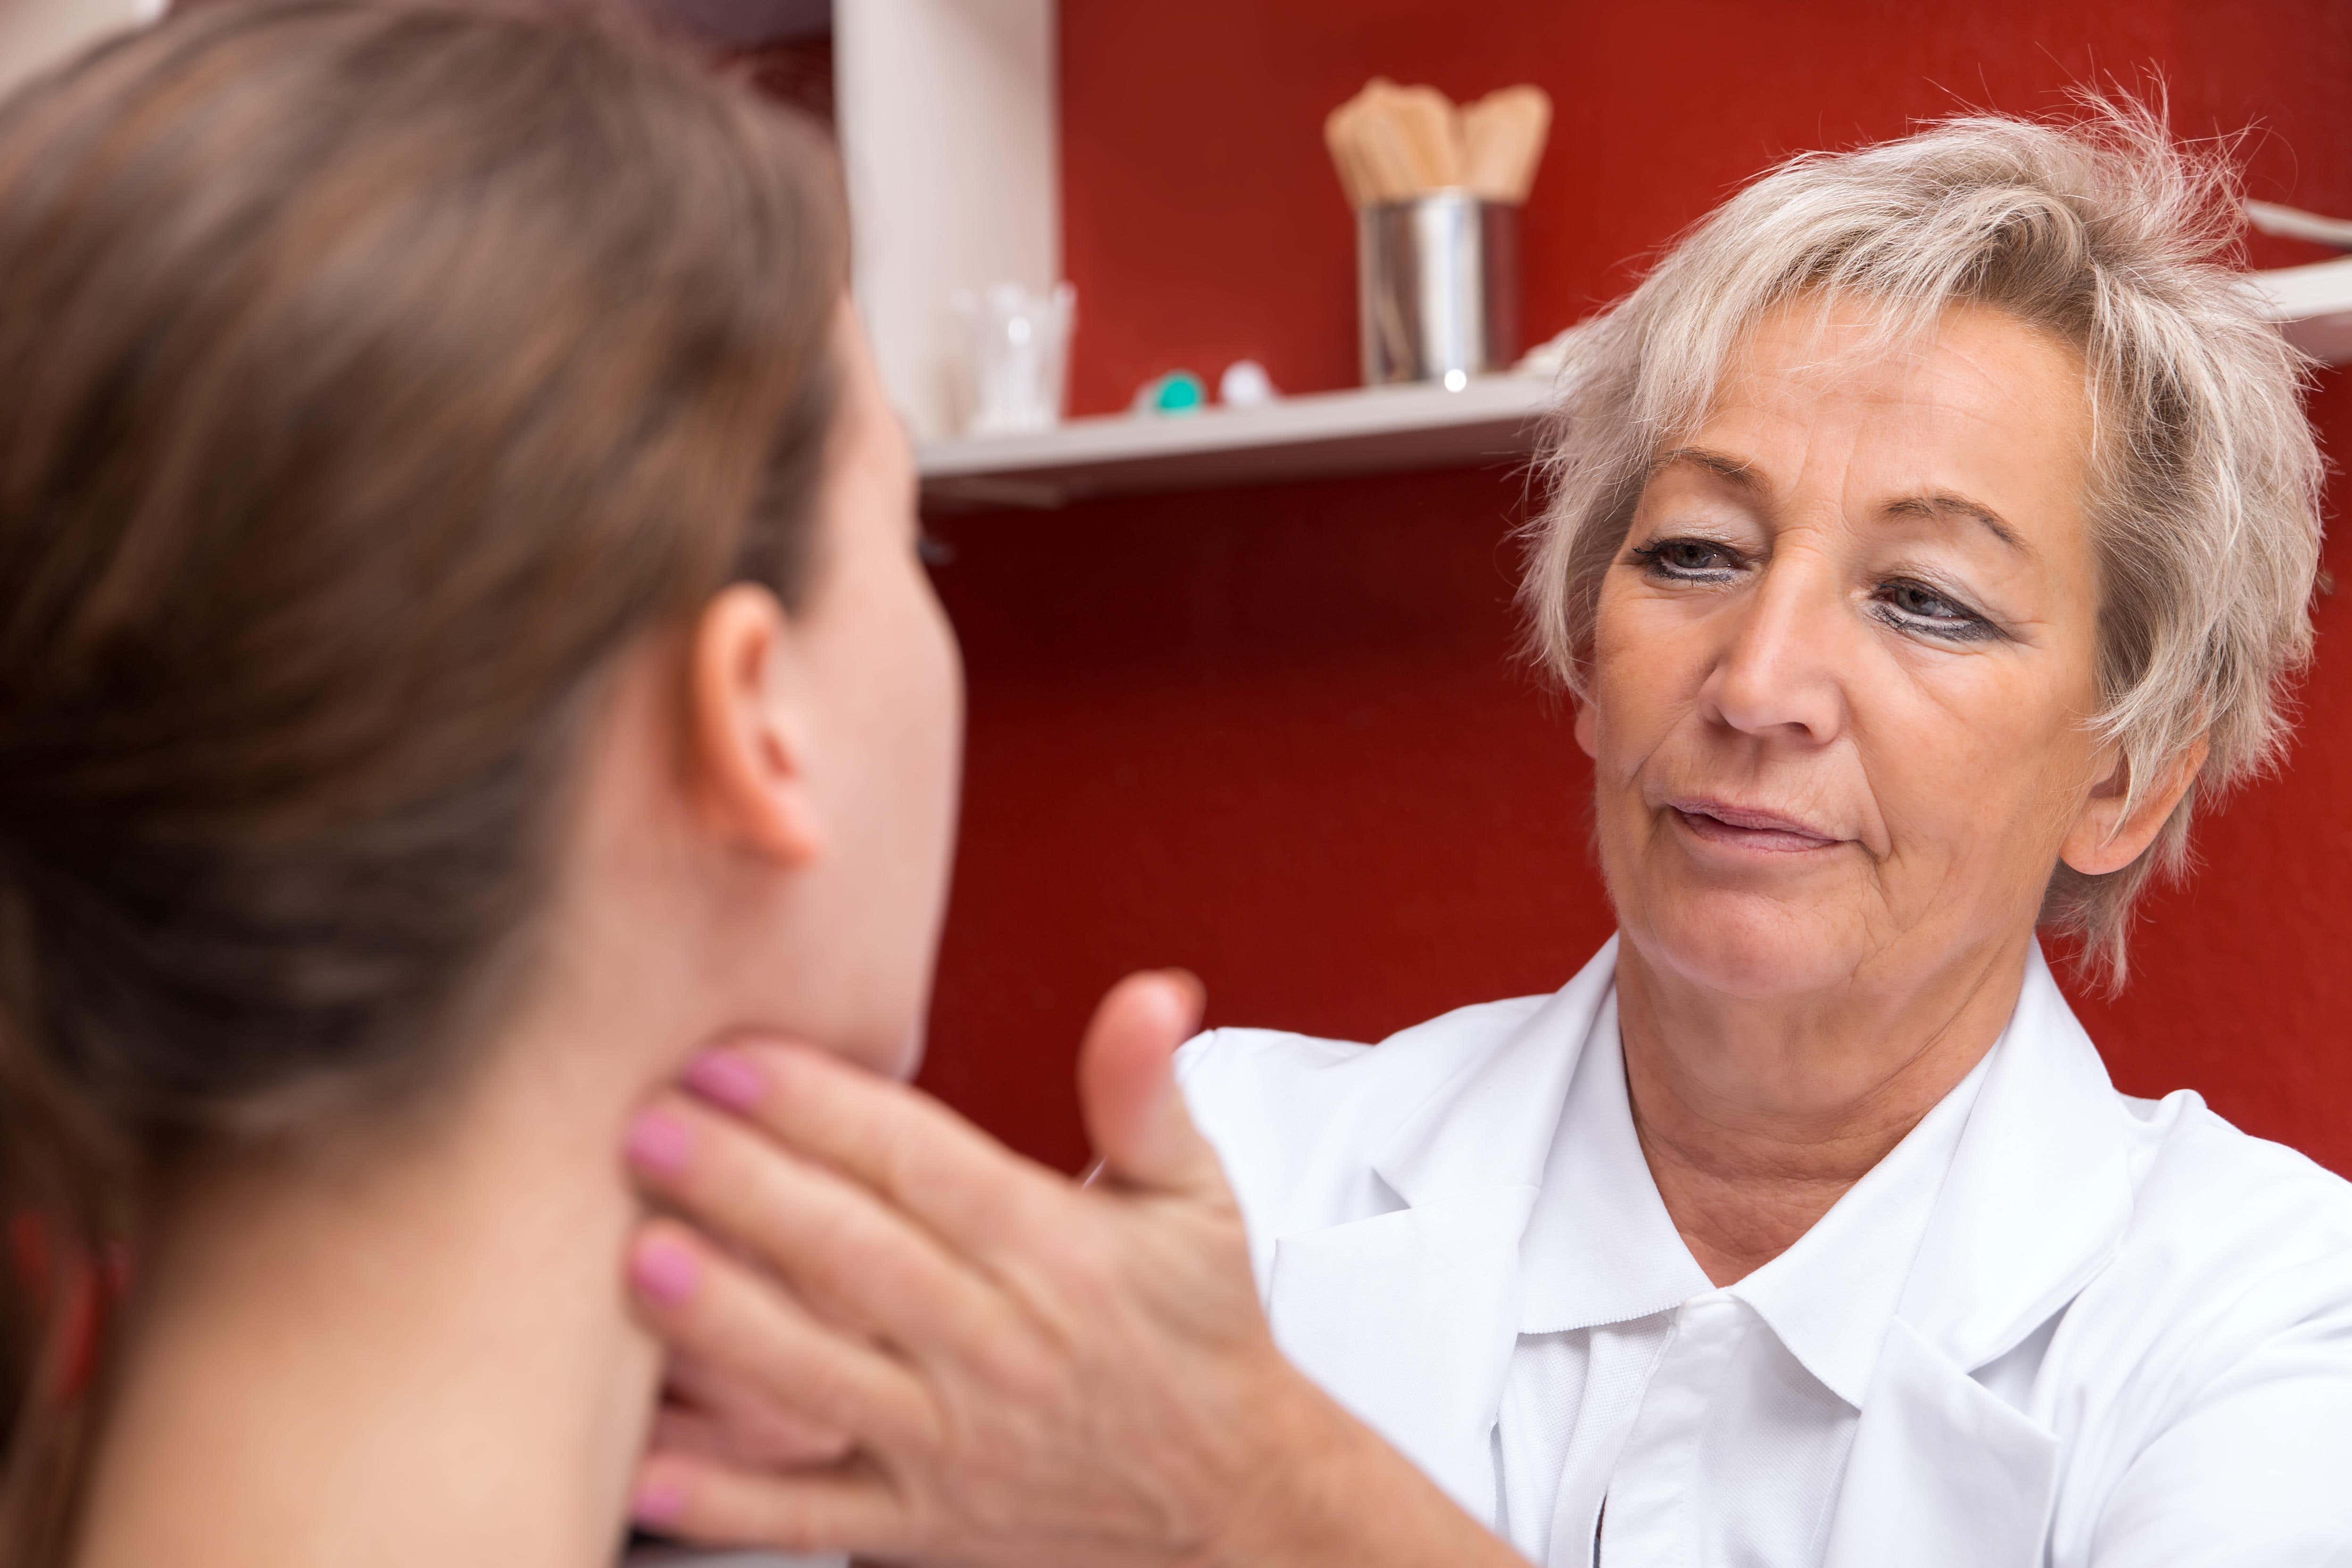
[1821,1319,2060,1568]
[1825,947,2131,1567]
[1267,1187,1535,1517]
[1264,940,1619,1520]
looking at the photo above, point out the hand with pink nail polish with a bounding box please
[617,972,1518,1568]
[624,1109,859,1487]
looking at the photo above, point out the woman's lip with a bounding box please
[1667,799,1844,853]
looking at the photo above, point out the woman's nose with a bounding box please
[1697,559,1849,745]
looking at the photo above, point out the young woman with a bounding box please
[0,3,969,1562]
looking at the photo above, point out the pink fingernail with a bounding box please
[630,1235,700,1304]
[631,1477,684,1526]
[625,1110,692,1176]
[684,1048,765,1111]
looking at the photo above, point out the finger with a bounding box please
[1077,970,1225,1197]
[675,1036,1071,1266]
[651,1402,849,1471]
[649,1404,739,1462]
[626,1220,936,1454]
[663,1351,853,1467]
[632,1450,910,1559]
[627,1093,1014,1356]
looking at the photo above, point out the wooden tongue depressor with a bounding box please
[1460,94,1514,201]
[1346,92,1420,204]
[1461,84,1552,203]
[1325,78,1550,208]
[1322,99,1375,207]
[1503,85,1553,201]
[1373,82,1463,192]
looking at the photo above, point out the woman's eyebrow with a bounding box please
[1650,450,2032,560]
[1650,445,1762,489]
[1883,492,2033,556]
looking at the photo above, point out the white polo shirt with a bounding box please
[1490,993,1988,1564]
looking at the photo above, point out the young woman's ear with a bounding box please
[2059,737,2207,877]
[686,582,824,866]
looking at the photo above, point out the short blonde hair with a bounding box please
[1523,100,2325,987]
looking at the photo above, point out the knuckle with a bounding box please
[971,1333,1058,1405]
[876,1130,932,1206]
[743,1168,847,1274]
[902,1385,952,1458]
[800,1210,884,1313]
[788,1370,859,1435]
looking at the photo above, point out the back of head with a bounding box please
[0,1,843,1551]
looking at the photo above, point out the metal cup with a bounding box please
[1356,192,1521,387]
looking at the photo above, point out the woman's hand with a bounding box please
[618,974,1516,1568]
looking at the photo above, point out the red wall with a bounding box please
[916,0,2352,1178]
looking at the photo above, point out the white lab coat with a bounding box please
[1176,937,2352,1566]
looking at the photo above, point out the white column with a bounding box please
[835,0,1059,440]
[0,0,165,101]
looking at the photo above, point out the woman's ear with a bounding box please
[1573,699,1599,760]
[2059,736,2207,877]
[686,583,824,867]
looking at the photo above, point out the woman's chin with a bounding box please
[1621,891,1866,1003]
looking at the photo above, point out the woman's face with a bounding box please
[1580,298,2107,1002]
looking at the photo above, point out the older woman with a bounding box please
[620,105,2352,1567]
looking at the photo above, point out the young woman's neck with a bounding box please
[71,649,830,1566]
[74,1003,669,1568]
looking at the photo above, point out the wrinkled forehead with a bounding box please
[1667,294,2098,496]
[1709,292,2092,415]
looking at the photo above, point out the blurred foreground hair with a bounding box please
[0,2,844,1555]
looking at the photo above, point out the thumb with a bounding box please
[1077,969,1219,1196]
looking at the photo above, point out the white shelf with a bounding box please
[918,374,1555,509]
[2245,257,2352,365]
[917,263,2352,511]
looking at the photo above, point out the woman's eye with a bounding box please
[1630,538,1741,578]
[1874,578,1998,642]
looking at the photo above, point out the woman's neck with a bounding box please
[75,1023,661,1568]
[1614,932,2030,1287]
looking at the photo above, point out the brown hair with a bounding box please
[0,1,845,1554]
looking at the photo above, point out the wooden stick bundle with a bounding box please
[1325,79,1552,209]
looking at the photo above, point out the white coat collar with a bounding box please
[1513,988,1711,1333]
[1263,936,2132,1531]
[1366,935,1623,1209]
[1727,1038,1992,1405]
[1890,942,2135,1364]
[1265,939,1621,1514]
[1747,942,2134,1402]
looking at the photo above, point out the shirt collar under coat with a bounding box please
[1361,934,2135,1408]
